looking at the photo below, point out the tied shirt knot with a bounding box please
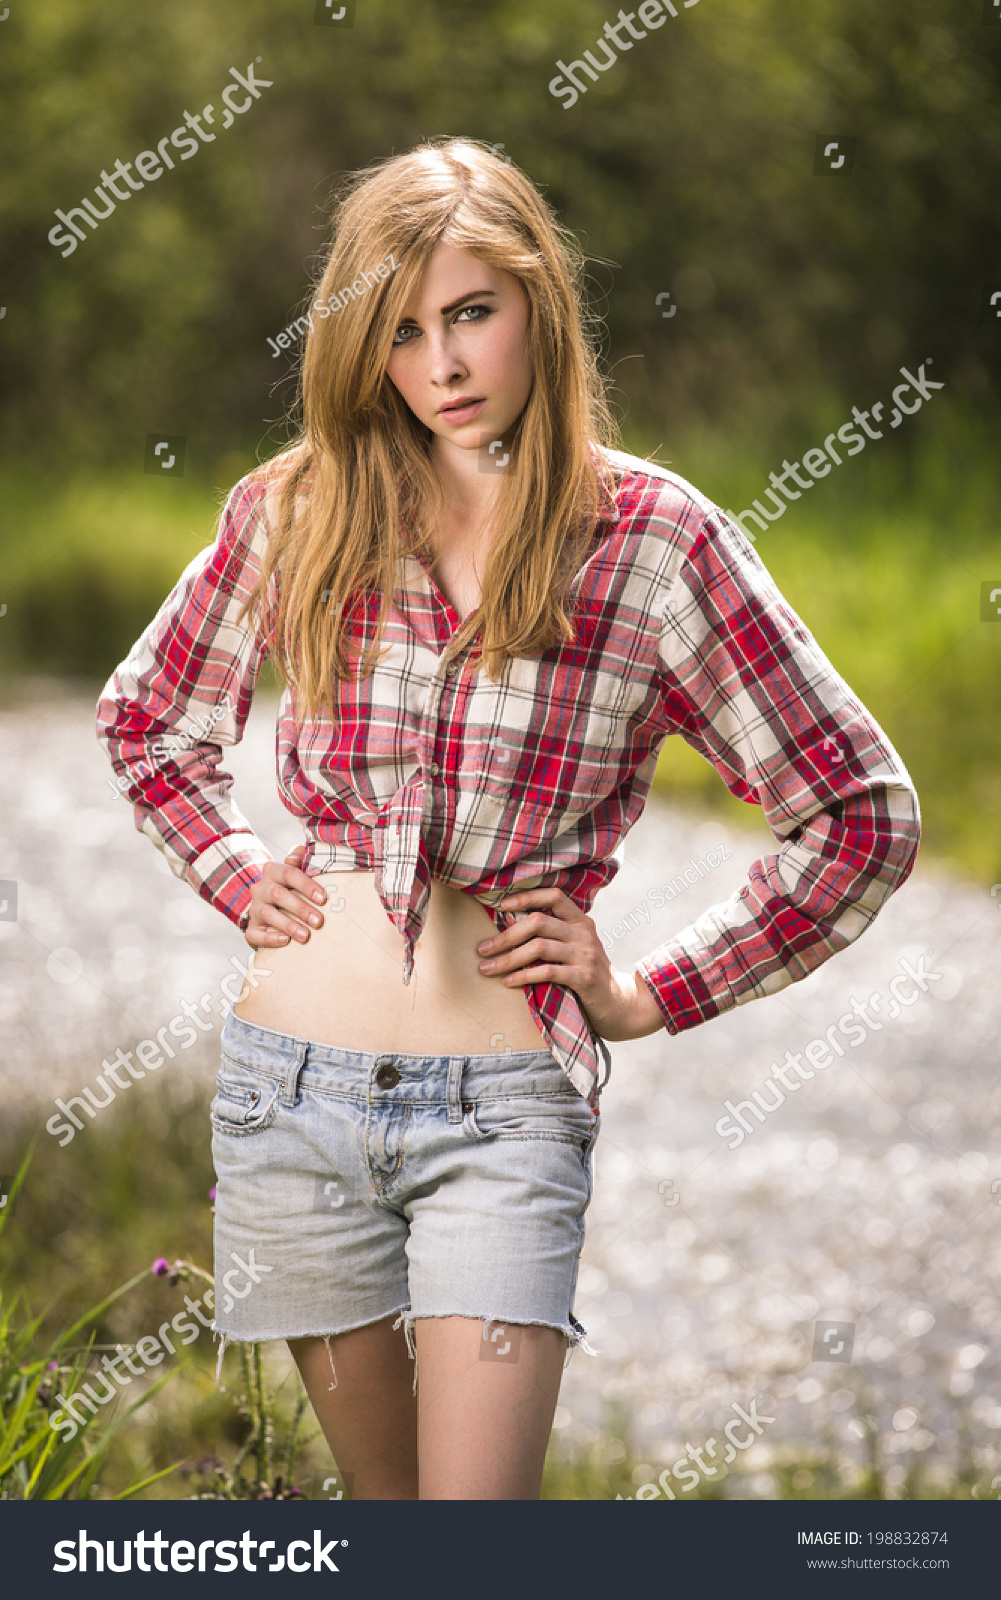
[371,768,433,986]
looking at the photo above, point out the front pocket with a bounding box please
[210,1056,283,1136]
[467,1090,595,1150]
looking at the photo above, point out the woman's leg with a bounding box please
[414,1316,567,1499]
[289,1316,419,1500]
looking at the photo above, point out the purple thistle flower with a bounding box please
[152,1257,170,1277]
[208,1186,217,1201]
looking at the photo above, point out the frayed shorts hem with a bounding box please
[211,1308,597,1397]
[393,1309,598,1396]
[210,1303,413,1347]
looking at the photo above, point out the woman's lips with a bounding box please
[438,398,486,425]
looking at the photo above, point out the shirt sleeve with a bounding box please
[634,507,921,1033]
[94,474,279,930]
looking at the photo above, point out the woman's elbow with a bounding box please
[881,779,921,888]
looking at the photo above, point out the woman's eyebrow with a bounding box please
[439,289,497,316]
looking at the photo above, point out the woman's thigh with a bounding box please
[414,1317,567,1500]
[289,1317,419,1501]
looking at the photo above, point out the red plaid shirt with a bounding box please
[95,446,920,1105]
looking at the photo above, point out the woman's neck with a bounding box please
[430,436,502,532]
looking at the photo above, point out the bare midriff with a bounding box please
[232,870,547,1055]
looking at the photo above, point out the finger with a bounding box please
[263,883,324,927]
[500,888,585,923]
[277,870,327,907]
[251,901,313,943]
[246,923,290,948]
[481,911,563,955]
[481,936,573,975]
[500,960,578,988]
[245,907,290,948]
[297,872,327,905]
[272,862,326,904]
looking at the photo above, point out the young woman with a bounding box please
[96,137,920,1500]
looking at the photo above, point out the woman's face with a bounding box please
[384,243,533,459]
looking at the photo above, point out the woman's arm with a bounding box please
[635,508,921,1032]
[95,474,278,930]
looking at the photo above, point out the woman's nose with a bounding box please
[428,332,468,390]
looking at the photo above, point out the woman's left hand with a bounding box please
[475,886,666,1042]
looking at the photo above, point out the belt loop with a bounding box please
[446,1056,466,1124]
[282,1039,309,1108]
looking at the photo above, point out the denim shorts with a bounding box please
[210,1013,607,1384]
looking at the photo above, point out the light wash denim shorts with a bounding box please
[210,1013,607,1383]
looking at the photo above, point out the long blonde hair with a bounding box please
[242,136,619,720]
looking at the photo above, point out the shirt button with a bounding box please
[375,1063,400,1090]
[445,662,457,676]
[429,761,440,776]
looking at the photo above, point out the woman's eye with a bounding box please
[455,304,491,324]
[392,323,420,346]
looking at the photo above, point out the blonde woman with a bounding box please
[97,138,920,1500]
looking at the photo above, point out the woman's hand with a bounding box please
[245,844,327,948]
[475,886,666,1042]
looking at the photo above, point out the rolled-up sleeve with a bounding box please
[95,474,278,930]
[634,508,921,1033]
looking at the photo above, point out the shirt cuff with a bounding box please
[634,945,729,1035]
[149,829,274,931]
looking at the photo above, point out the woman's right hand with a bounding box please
[245,845,327,947]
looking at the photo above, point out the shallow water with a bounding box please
[1,682,998,1498]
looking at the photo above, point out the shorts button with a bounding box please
[580,1139,588,1151]
[375,1063,400,1090]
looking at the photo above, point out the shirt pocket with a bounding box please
[210,1055,283,1136]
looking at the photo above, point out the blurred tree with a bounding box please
[0,0,1000,467]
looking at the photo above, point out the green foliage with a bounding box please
[0,1156,181,1499]
[0,1131,322,1500]
[1,0,1000,462]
